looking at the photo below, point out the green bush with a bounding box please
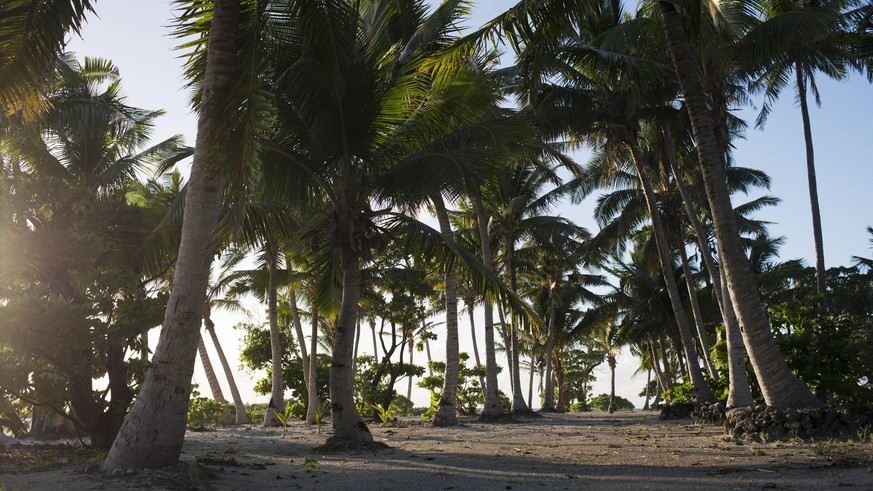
[187,397,230,428]
[589,393,634,411]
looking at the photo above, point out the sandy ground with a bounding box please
[2,411,873,490]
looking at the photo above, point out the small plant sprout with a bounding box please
[301,456,318,472]
[274,401,293,436]
[315,405,325,434]
[372,403,394,426]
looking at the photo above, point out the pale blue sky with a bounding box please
[66,1,872,408]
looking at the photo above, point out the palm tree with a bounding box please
[102,0,246,470]
[657,0,822,408]
[745,0,857,300]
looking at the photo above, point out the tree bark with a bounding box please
[608,354,617,413]
[505,242,531,414]
[473,198,503,417]
[796,65,827,301]
[541,301,556,411]
[659,0,821,408]
[626,142,715,403]
[432,195,459,426]
[467,304,486,393]
[100,0,241,469]
[205,317,250,423]
[677,243,717,378]
[263,244,284,426]
[197,335,234,425]
[306,306,320,424]
[289,290,310,390]
[328,247,373,443]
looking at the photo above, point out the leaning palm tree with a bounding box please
[102,0,251,470]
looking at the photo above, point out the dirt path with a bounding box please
[2,411,872,490]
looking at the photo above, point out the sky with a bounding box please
[65,1,873,410]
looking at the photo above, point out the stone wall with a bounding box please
[724,406,873,441]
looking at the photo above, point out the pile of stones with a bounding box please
[724,405,873,441]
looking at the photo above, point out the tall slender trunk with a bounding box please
[205,318,250,423]
[648,340,668,394]
[527,351,535,408]
[101,0,241,470]
[197,334,234,425]
[677,243,717,378]
[626,141,714,403]
[328,247,373,443]
[643,368,652,410]
[666,155,751,404]
[370,317,379,364]
[263,244,284,427]
[659,0,820,408]
[467,304,486,392]
[353,318,361,374]
[289,290,309,390]
[608,355,617,413]
[796,66,827,301]
[407,331,415,400]
[541,301,557,411]
[722,266,754,406]
[505,243,531,413]
[432,195,459,426]
[422,319,433,376]
[306,306,320,424]
[473,199,502,417]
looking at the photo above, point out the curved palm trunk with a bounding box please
[370,317,379,364]
[659,0,820,408]
[667,156,751,404]
[642,368,652,410]
[289,290,310,390]
[407,331,415,400]
[796,66,827,301]
[677,243,717,378]
[541,301,557,411]
[627,143,715,403]
[722,267,754,406]
[205,319,250,423]
[328,247,372,443]
[432,195,459,426]
[197,335,234,425]
[474,199,503,417]
[306,307,320,424]
[263,244,284,427]
[100,0,241,470]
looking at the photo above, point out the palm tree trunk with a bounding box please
[626,142,715,403]
[608,355,617,413]
[263,244,284,427]
[505,244,531,414]
[659,0,820,408]
[722,266,754,406]
[197,335,234,425]
[643,368,652,410]
[205,319,250,424]
[796,65,827,301]
[100,0,241,470]
[666,155,751,404]
[527,352,535,408]
[306,306,320,424]
[422,319,433,376]
[407,331,415,400]
[289,290,310,390]
[370,317,379,364]
[328,246,373,443]
[432,194,459,426]
[677,243,717,378]
[541,301,556,411]
[473,198,503,417]
[353,318,361,374]
[467,305,486,393]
